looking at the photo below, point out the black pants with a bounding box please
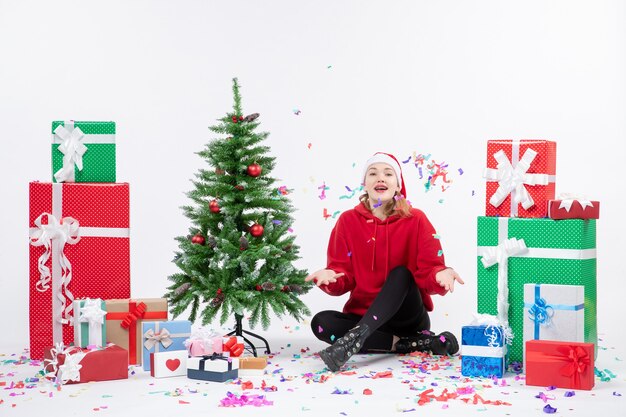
[310,266,430,351]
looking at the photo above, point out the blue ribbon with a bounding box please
[524,284,584,339]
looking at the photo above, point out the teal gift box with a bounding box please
[73,298,107,348]
[141,320,191,371]
[51,120,116,183]
[476,216,596,363]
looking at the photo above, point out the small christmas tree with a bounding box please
[165,78,312,333]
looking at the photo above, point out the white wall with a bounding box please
[1,0,624,348]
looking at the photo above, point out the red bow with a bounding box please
[223,336,245,357]
[120,302,147,329]
[558,345,590,380]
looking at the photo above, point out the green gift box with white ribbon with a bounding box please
[73,298,107,348]
[51,121,116,183]
[476,216,596,363]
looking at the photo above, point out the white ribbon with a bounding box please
[479,237,528,327]
[53,122,88,183]
[461,345,505,358]
[78,299,107,346]
[484,146,550,216]
[30,183,130,346]
[29,212,80,325]
[143,328,173,350]
[557,193,594,212]
[44,343,86,384]
[469,313,513,346]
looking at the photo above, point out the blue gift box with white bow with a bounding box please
[141,320,191,371]
[523,283,584,359]
[461,325,508,378]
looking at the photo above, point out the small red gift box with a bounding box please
[525,340,594,390]
[484,140,556,218]
[548,196,600,220]
[43,344,128,384]
[29,182,131,360]
[222,336,245,357]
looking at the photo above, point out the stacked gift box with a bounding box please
[461,139,598,390]
[29,120,135,384]
[30,120,270,385]
[29,121,131,362]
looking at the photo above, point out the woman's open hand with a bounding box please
[305,269,345,287]
[435,268,464,293]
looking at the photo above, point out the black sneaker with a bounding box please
[317,324,371,372]
[395,330,459,356]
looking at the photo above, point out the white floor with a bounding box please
[1,321,624,417]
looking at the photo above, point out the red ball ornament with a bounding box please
[247,163,262,177]
[191,233,205,245]
[235,185,244,191]
[250,223,264,237]
[231,116,238,123]
[209,199,220,213]
[255,285,262,291]
[217,288,222,295]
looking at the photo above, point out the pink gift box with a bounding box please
[187,336,223,357]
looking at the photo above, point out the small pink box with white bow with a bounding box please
[150,350,188,378]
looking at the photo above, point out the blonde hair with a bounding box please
[359,192,412,218]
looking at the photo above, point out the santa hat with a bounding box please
[362,152,407,198]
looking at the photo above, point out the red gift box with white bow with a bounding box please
[483,140,556,218]
[548,195,600,220]
[525,339,594,390]
[29,182,131,360]
[43,344,128,384]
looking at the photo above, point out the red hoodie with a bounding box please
[322,203,449,315]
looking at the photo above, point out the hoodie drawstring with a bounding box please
[370,220,377,272]
[370,217,391,279]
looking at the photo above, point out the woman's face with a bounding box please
[364,163,401,204]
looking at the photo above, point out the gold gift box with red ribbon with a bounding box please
[105,298,168,365]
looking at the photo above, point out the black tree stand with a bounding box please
[225,313,271,357]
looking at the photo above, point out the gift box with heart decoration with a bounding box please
[150,350,188,378]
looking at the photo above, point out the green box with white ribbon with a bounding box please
[51,121,116,183]
[73,298,107,348]
[476,216,596,364]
